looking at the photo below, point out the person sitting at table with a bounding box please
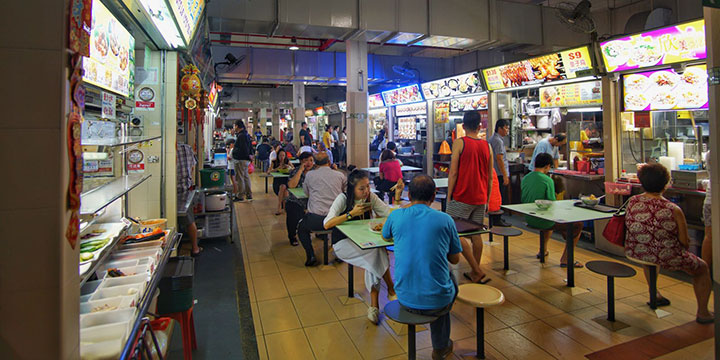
[297,152,347,266]
[625,163,713,323]
[528,133,566,171]
[323,170,397,324]
[382,175,461,359]
[373,150,403,203]
[268,149,294,216]
[286,152,315,246]
[521,152,583,268]
[317,141,335,168]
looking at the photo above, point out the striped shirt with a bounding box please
[177,143,197,193]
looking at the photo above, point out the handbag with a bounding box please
[602,198,631,247]
[248,162,255,174]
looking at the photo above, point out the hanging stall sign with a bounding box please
[540,80,602,108]
[208,82,218,108]
[421,71,482,100]
[338,101,347,112]
[368,93,385,109]
[169,0,205,43]
[101,91,116,119]
[482,46,593,91]
[323,103,341,114]
[82,0,135,97]
[600,20,706,73]
[314,107,326,116]
[381,84,424,106]
[69,0,92,56]
[433,100,450,124]
[450,93,488,112]
[126,148,145,173]
[395,102,427,117]
[622,64,708,111]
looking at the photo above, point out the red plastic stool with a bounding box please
[165,306,197,360]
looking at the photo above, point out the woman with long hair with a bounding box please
[268,148,293,215]
[323,170,397,324]
[375,149,403,203]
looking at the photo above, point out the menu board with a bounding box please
[600,20,706,73]
[397,117,417,140]
[169,0,205,43]
[381,84,424,106]
[450,93,488,112]
[323,103,340,114]
[395,102,427,117]
[540,81,602,108]
[421,72,482,100]
[338,101,347,112]
[368,94,385,109]
[433,101,450,124]
[482,46,593,91]
[623,64,708,111]
[83,0,135,97]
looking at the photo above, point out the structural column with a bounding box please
[259,108,268,136]
[346,39,369,168]
[272,105,281,140]
[292,83,305,147]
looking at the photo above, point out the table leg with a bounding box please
[607,276,615,322]
[477,308,485,359]
[566,224,574,288]
[265,177,269,193]
[408,324,416,360]
[503,236,509,271]
[648,265,658,310]
[348,263,354,299]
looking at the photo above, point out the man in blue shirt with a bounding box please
[528,133,566,171]
[382,175,461,359]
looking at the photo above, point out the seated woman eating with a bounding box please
[324,170,397,325]
[268,149,293,215]
[374,150,403,203]
[625,163,713,323]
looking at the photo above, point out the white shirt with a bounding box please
[323,192,391,226]
[269,150,277,162]
[299,145,316,155]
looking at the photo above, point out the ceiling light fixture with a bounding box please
[289,37,299,51]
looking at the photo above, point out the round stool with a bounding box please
[490,227,522,271]
[384,300,439,360]
[456,284,505,359]
[586,261,636,326]
[626,256,661,309]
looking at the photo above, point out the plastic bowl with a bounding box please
[580,196,599,207]
[368,220,384,234]
[535,200,553,210]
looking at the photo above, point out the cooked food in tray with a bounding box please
[624,74,649,93]
[649,71,679,89]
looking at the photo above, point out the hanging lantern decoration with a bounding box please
[180,64,202,100]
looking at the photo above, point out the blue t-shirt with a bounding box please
[382,204,462,310]
[528,138,559,171]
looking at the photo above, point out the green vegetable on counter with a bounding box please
[80,252,94,261]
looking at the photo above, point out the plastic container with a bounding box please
[204,213,231,238]
[80,322,128,360]
[157,257,194,314]
[120,239,164,251]
[99,259,139,271]
[605,182,632,196]
[80,307,135,329]
[96,264,151,280]
[111,248,161,262]
[81,280,103,296]
[200,168,226,188]
[80,296,135,315]
[102,273,148,288]
[90,284,143,305]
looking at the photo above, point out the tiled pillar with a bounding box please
[0,0,78,358]
[272,105,281,140]
[292,83,305,147]
[346,39,369,168]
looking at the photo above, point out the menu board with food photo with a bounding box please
[382,84,424,106]
[623,65,708,111]
[540,81,602,108]
[434,101,450,124]
[368,94,385,109]
[83,0,135,97]
[482,46,593,91]
[395,102,427,117]
[600,20,706,73]
[421,72,482,100]
[397,117,417,140]
[450,93,488,112]
[169,0,206,42]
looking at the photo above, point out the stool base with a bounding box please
[592,316,630,331]
[653,308,672,318]
[385,318,428,336]
[336,294,363,305]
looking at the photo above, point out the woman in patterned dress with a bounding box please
[625,163,713,323]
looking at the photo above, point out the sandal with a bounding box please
[648,297,671,307]
[560,261,583,268]
[536,252,549,259]
[463,272,492,284]
[191,247,204,257]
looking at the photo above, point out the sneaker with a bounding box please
[304,257,319,267]
[431,340,454,360]
[367,306,380,325]
[246,195,253,202]
[233,196,244,202]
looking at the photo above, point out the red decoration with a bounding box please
[65,55,85,249]
[69,0,92,56]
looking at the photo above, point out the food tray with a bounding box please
[96,264,151,280]
[110,248,161,262]
[102,274,148,288]
[90,283,143,305]
[81,280,103,296]
[80,322,128,360]
[605,181,632,195]
[80,296,135,315]
[80,307,136,329]
[80,222,127,244]
[119,239,164,251]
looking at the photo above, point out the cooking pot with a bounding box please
[205,191,227,211]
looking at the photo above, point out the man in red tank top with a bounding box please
[446,111,494,284]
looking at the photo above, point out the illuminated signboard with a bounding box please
[397,117,417,140]
[540,81,602,108]
[623,64,708,111]
[338,101,347,112]
[368,93,385,108]
[421,71,482,100]
[395,102,427,117]
[450,93,488,112]
[323,103,340,114]
[381,84,424,106]
[482,46,593,91]
[169,0,205,43]
[314,107,326,115]
[600,19,706,73]
[82,0,135,97]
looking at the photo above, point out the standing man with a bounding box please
[177,142,202,256]
[232,120,254,202]
[528,133,567,171]
[331,125,340,164]
[299,122,312,147]
[382,175,460,359]
[446,111,493,284]
[488,119,511,227]
[297,153,346,266]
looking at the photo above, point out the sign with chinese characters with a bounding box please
[623,64,708,111]
[323,103,341,114]
[168,0,205,43]
[101,92,116,119]
[381,84,424,106]
[421,72,482,100]
[126,149,145,173]
[540,81,602,108]
[450,93,488,112]
[368,93,385,108]
[482,46,593,90]
[433,100,450,124]
[338,101,347,112]
[600,20,706,73]
[395,102,427,117]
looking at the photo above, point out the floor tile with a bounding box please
[291,292,338,327]
[254,274,290,301]
[323,288,370,321]
[257,297,302,334]
[282,269,321,296]
[484,328,555,360]
[304,322,363,360]
[341,316,405,360]
[264,329,315,360]
[256,335,268,360]
[251,260,280,278]
[513,320,593,359]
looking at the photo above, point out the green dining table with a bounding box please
[262,172,290,194]
[501,200,615,288]
[288,187,307,199]
[336,218,489,299]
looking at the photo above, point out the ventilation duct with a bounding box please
[624,8,673,34]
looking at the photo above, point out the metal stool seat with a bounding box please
[586,261,636,330]
[455,284,505,359]
[490,227,522,271]
[384,300,438,360]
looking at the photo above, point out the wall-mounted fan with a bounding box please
[555,0,597,36]
[392,62,419,80]
[214,53,246,75]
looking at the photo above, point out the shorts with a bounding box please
[703,201,711,228]
[446,200,486,225]
[228,168,235,176]
[178,210,195,232]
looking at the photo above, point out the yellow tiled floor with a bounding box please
[234,174,714,359]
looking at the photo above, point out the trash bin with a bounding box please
[157,257,194,314]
